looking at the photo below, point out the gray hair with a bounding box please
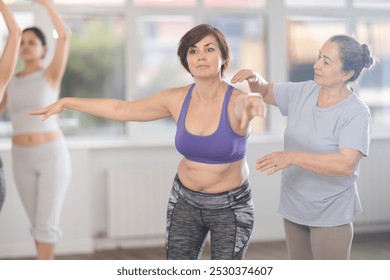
[328,35,375,82]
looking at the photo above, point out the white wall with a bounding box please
[0,138,389,259]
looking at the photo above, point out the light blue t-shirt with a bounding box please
[274,80,371,227]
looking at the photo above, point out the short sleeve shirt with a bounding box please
[274,80,371,227]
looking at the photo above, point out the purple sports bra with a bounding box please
[175,84,248,164]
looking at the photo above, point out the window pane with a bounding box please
[4,0,26,3]
[54,0,124,6]
[207,16,267,134]
[354,0,390,8]
[284,0,345,7]
[61,15,125,137]
[204,0,265,8]
[287,17,346,82]
[131,17,194,139]
[133,0,195,7]
[357,20,390,132]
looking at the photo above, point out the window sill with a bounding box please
[0,132,388,151]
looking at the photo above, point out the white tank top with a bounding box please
[7,69,60,134]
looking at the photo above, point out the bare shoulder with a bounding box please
[154,84,193,117]
[230,86,248,104]
[155,85,191,115]
[156,84,192,104]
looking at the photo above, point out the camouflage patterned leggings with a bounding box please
[166,175,254,260]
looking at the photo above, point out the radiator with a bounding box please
[355,153,390,225]
[105,154,389,238]
[106,165,177,238]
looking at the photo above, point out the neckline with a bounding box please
[315,90,354,112]
[15,69,44,79]
[183,84,231,137]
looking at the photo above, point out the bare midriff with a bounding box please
[177,157,249,194]
[12,131,62,146]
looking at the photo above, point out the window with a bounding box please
[60,15,125,136]
[131,17,194,139]
[133,0,195,7]
[284,0,345,7]
[356,20,390,132]
[287,17,346,82]
[204,0,266,7]
[54,0,125,6]
[354,0,390,8]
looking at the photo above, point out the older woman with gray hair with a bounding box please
[232,34,374,259]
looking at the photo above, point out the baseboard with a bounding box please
[94,236,165,251]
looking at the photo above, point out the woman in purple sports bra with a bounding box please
[0,0,21,212]
[30,24,266,260]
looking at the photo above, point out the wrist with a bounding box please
[289,151,299,166]
[62,97,71,109]
[249,72,260,84]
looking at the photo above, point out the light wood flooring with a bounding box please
[45,230,390,260]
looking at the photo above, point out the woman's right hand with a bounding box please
[29,99,67,121]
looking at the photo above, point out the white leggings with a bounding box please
[283,219,353,260]
[12,137,71,243]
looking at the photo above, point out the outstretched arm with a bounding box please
[231,69,276,106]
[35,0,69,89]
[0,0,22,99]
[29,90,173,122]
[256,148,363,176]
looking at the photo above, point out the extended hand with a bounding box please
[231,69,258,84]
[256,151,295,175]
[240,93,266,130]
[29,100,66,121]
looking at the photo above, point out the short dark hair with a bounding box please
[177,24,231,78]
[328,34,375,82]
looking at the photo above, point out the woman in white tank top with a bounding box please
[0,1,21,212]
[2,0,71,260]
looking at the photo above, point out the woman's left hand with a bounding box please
[256,151,295,175]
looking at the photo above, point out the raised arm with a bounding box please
[35,0,69,89]
[231,69,277,106]
[0,0,22,98]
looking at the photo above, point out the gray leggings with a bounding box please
[166,175,254,260]
[283,218,353,260]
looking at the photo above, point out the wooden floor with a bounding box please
[46,230,389,260]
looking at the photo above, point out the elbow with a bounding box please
[10,26,22,41]
[15,27,22,39]
[337,163,357,176]
[57,29,70,43]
